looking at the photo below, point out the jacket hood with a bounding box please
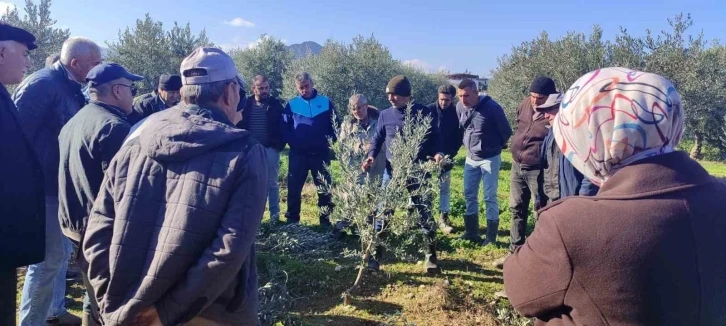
[139,106,248,162]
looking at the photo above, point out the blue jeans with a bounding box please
[266,147,281,220]
[463,155,502,221]
[438,170,451,213]
[19,196,71,325]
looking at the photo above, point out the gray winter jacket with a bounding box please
[83,104,268,325]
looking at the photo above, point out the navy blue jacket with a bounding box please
[14,62,87,195]
[0,84,45,267]
[541,130,599,198]
[428,102,462,158]
[457,95,512,161]
[281,89,337,155]
[129,92,169,124]
[369,102,442,163]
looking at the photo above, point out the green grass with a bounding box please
[37,149,726,325]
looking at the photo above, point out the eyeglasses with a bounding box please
[114,83,137,96]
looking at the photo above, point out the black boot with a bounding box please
[438,212,454,234]
[367,245,383,271]
[331,220,350,240]
[459,214,482,243]
[481,220,499,246]
[424,237,440,274]
[319,214,332,228]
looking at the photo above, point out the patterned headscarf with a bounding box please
[553,67,685,186]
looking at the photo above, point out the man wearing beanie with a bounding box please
[494,76,555,269]
[364,75,444,273]
[130,73,182,123]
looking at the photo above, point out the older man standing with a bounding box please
[129,73,182,123]
[83,47,267,325]
[15,36,102,325]
[282,72,337,226]
[0,23,45,326]
[238,75,285,223]
[59,63,143,325]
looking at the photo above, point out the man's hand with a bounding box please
[434,153,444,163]
[361,157,375,172]
[133,306,163,326]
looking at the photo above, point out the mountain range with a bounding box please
[287,41,322,59]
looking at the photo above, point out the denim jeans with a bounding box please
[438,170,451,213]
[19,196,70,325]
[266,147,281,220]
[463,155,502,221]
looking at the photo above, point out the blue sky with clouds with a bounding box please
[2,0,725,77]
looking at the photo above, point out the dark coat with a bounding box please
[427,102,462,158]
[510,98,549,169]
[369,102,442,163]
[456,95,512,161]
[58,101,131,243]
[13,61,87,195]
[83,104,267,325]
[129,92,168,125]
[237,96,285,151]
[281,89,337,155]
[504,151,726,325]
[0,85,45,267]
[541,129,599,201]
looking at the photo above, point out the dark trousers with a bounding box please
[285,150,333,222]
[407,181,436,240]
[0,267,16,326]
[508,161,547,251]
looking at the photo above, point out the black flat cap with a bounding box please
[0,23,37,50]
[158,74,182,91]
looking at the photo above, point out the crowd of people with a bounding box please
[1,21,725,326]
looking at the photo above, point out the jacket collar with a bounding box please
[51,62,84,91]
[90,101,129,121]
[596,151,715,199]
[183,103,234,126]
[301,89,318,101]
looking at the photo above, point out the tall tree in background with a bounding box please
[230,35,293,97]
[1,0,69,73]
[107,14,212,94]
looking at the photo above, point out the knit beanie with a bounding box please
[529,76,556,95]
[386,75,412,97]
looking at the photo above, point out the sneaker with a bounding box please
[46,312,82,325]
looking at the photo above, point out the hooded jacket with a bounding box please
[83,104,268,325]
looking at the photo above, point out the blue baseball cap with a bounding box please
[86,62,143,87]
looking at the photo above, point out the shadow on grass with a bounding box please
[300,315,381,326]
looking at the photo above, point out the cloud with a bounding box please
[223,17,255,28]
[0,1,16,14]
[403,59,432,71]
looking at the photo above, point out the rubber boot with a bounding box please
[331,220,350,240]
[367,245,383,271]
[481,220,499,246]
[459,214,482,243]
[424,237,440,274]
[438,212,454,234]
[319,214,332,228]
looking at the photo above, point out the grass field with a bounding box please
[20,149,726,325]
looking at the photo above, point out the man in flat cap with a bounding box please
[0,22,46,326]
[83,47,266,325]
[129,73,182,123]
[58,62,143,325]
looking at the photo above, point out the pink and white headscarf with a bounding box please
[553,67,685,186]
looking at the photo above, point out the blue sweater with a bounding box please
[281,90,337,155]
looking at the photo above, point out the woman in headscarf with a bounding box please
[503,67,726,325]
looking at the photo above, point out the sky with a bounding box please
[2,0,725,78]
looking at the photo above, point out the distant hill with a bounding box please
[287,41,322,59]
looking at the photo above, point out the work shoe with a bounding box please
[438,212,454,234]
[481,220,499,246]
[46,312,81,325]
